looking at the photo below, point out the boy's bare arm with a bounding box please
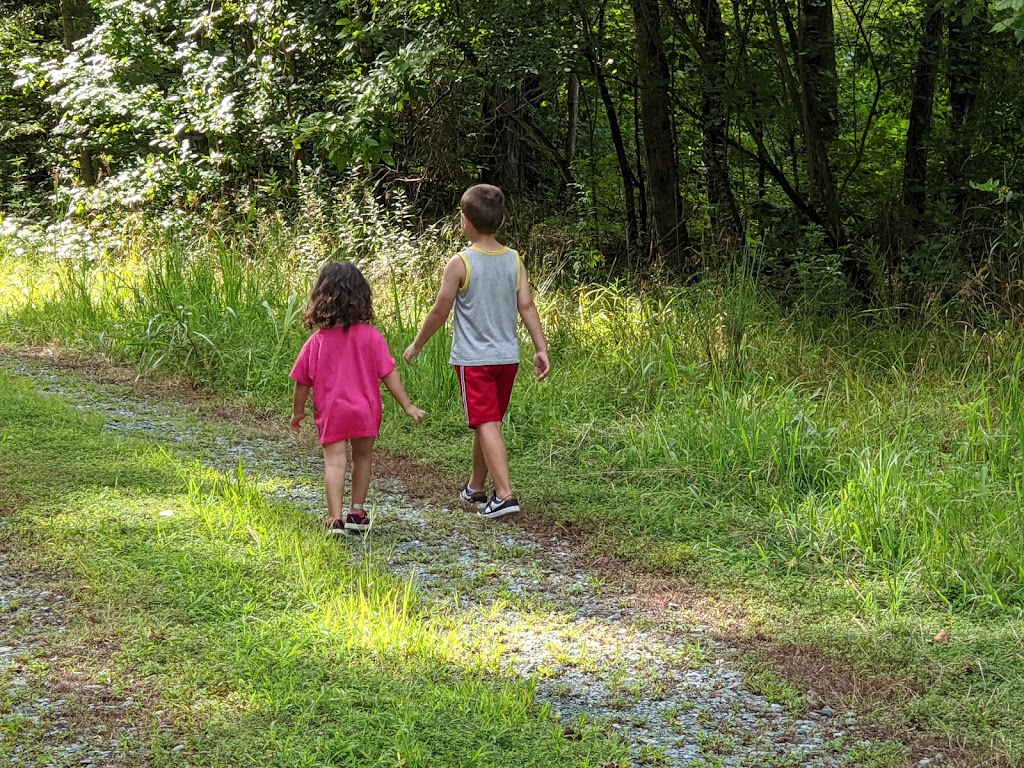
[517,263,550,380]
[290,382,311,433]
[404,256,465,363]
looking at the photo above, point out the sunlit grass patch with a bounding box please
[0,370,627,767]
[4,219,1024,763]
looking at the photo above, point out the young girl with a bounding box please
[290,262,425,534]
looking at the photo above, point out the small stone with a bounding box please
[668,603,679,611]
[917,759,932,767]
[820,706,836,717]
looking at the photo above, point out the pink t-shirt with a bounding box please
[290,323,396,444]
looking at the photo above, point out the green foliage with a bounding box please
[5,0,1024,298]
[993,0,1024,41]
[6,0,448,211]
[0,0,60,209]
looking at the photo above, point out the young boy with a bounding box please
[403,184,550,518]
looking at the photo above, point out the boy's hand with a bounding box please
[403,344,421,364]
[404,404,427,424]
[534,351,551,380]
[290,411,305,433]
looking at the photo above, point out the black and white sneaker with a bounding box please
[460,484,488,510]
[479,493,521,520]
[325,518,346,535]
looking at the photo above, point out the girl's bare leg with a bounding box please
[349,437,375,508]
[323,440,349,522]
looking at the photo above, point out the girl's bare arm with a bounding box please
[291,383,311,432]
[382,370,426,423]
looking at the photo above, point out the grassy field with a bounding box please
[0,368,628,767]
[2,214,1023,764]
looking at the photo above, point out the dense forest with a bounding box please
[4,0,1024,301]
[6,4,1024,762]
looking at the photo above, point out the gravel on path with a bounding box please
[0,355,928,767]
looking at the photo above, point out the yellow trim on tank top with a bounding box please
[468,245,509,255]
[458,252,471,293]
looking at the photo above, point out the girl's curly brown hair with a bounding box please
[303,262,375,330]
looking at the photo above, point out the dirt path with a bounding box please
[0,351,925,767]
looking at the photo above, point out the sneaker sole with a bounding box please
[326,527,346,536]
[345,522,370,533]
[478,505,521,520]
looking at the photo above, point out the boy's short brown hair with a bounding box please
[460,184,505,235]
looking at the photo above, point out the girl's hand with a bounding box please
[404,404,426,424]
[290,411,305,433]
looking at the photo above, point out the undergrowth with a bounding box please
[2,203,1023,763]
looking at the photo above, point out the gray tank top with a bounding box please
[449,246,522,366]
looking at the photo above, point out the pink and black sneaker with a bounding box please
[345,509,370,533]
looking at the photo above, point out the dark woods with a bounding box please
[4,0,1024,305]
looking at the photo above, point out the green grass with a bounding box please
[2,215,1024,763]
[0,369,627,767]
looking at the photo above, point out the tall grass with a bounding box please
[4,209,1024,615]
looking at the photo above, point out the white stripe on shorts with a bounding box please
[459,365,470,424]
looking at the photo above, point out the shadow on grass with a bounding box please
[0,370,626,768]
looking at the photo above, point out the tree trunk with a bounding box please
[697,0,741,239]
[59,0,95,187]
[763,0,840,242]
[902,2,944,217]
[566,73,580,166]
[799,0,838,142]
[589,52,640,245]
[947,9,983,209]
[779,0,841,240]
[285,49,304,185]
[633,81,649,240]
[355,1,376,67]
[482,85,526,192]
[630,0,688,267]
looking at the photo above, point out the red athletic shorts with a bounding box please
[456,364,519,428]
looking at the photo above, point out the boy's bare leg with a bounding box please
[469,430,489,491]
[323,440,349,522]
[350,437,375,507]
[475,421,513,499]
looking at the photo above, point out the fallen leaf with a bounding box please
[146,629,157,641]
[933,629,950,644]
